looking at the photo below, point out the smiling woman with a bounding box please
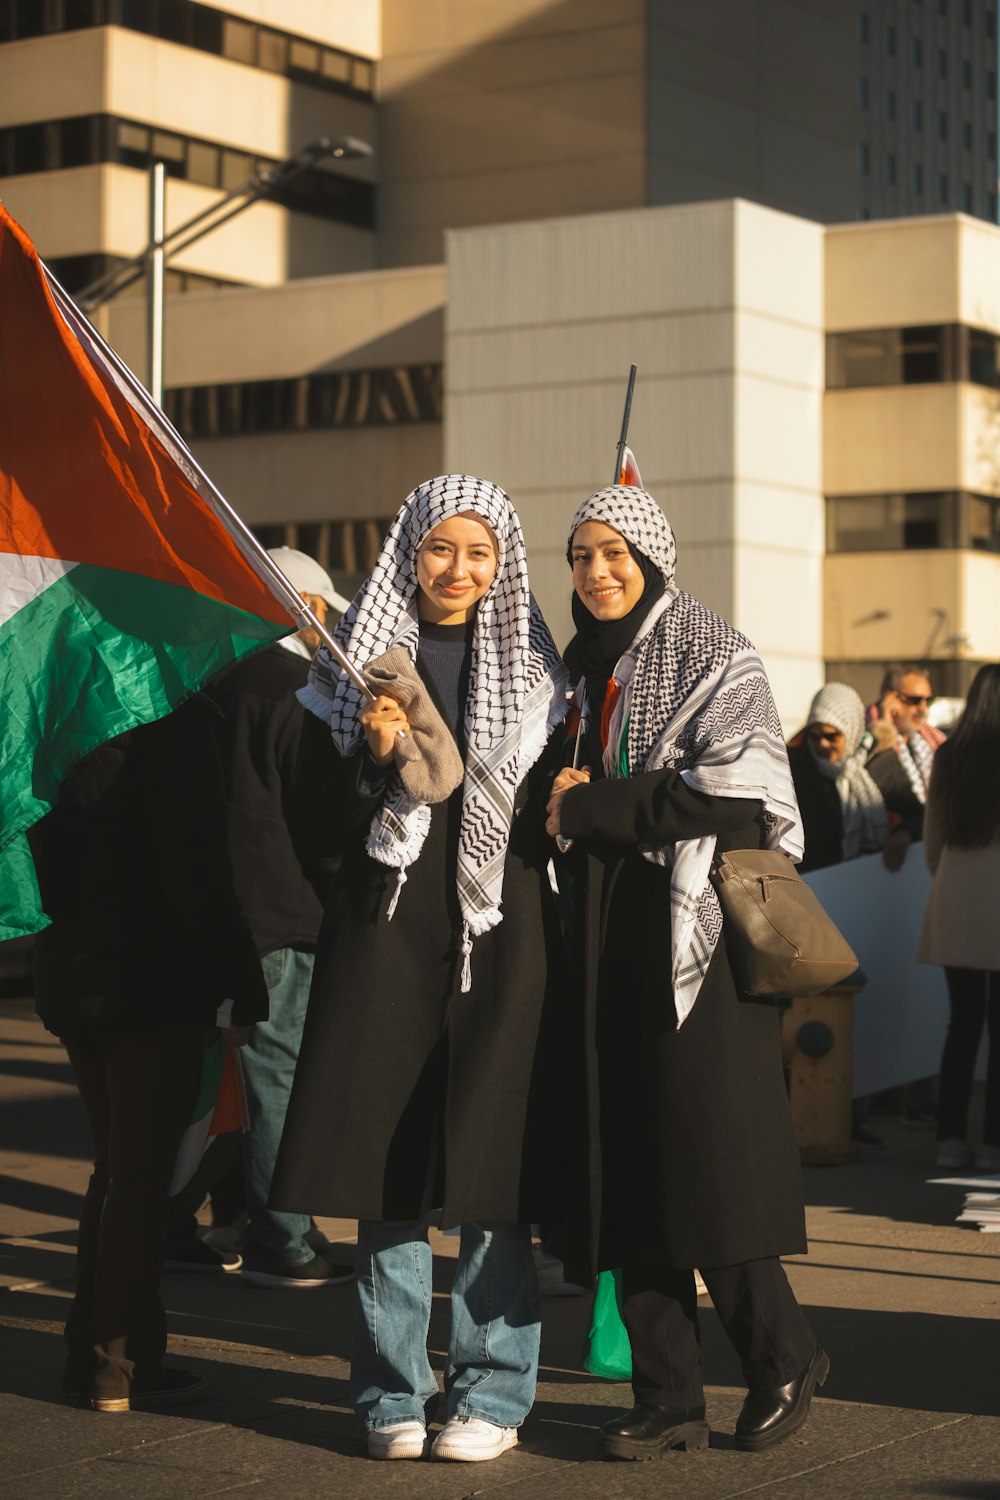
[415,514,499,625]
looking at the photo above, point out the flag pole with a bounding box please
[614,362,638,484]
[41,261,374,702]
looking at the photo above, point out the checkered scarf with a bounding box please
[302,475,569,988]
[806,682,889,859]
[568,486,803,1026]
[895,722,945,804]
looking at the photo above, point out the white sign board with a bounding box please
[804,853,949,1097]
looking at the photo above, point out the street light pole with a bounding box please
[147,161,165,408]
[77,133,373,317]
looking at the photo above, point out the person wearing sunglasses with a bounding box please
[865,665,944,874]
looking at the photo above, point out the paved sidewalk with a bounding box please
[2,995,999,1499]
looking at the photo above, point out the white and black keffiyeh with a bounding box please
[805,682,889,859]
[568,486,804,1026]
[302,474,569,988]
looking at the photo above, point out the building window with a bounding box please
[858,76,870,107]
[252,517,392,597]
[884,22,896,54]
[827,492,1000,555]
[911,162,924,192]
[962,120,973,150]
[885,87,896,120]
[911,99,923,129]
[937,49,948,79]
[911,35,923,65]
[960,182,973,211]
[961,58,973,88]
[885,152,897,185]
[938,110,948,141]
[0,0,375,101]
[858,142,871,173]
[0,113,376,230]
[826,493,962,552]
[163,365,443,453]
[965,327,1000,385]
[826,325,957,388]
[938,172,949,202]
[858,11,869,42]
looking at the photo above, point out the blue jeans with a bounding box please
[241,947,315,1271]
[352,1219,540,1431]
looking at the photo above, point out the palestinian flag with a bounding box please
[0,205,295,941]
[169,1037,249,1198]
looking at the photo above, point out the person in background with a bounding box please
[208,546,355,1287]
[548,485,825,1459]
[865,665,943,873]
[918,664,1000,1172]
[30,700,268,1413]
[787,682,889,873]
[866,665,944,1128]
[271,476,570,1465]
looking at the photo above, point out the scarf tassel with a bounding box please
[459,923,473,994]
[386,867,407,921]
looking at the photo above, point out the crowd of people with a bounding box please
[28,475,998,1461]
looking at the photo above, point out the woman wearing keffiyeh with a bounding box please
[547,485,826,1459]
[271,475,569,1464]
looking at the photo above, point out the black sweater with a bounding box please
[208,645,335,956]
[31,696,268,1038]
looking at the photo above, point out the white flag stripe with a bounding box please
[0,553,78,629]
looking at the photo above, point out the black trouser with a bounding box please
[622,1258,816,1408]
[938,968,1000,1146]
[64,1023,206,1400]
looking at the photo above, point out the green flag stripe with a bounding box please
[0,561,288,941]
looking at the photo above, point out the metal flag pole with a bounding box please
[614,362,638,485]
[557,362,639,853]
[40,260,374,703]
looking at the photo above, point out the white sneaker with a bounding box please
[974,1145,1000,1173]
[367,1421,430,1460]
[533,1244,586,1297]
[936,1138,972,1169]
[431,1416,519,1462]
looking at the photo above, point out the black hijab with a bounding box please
[564,541,665,772]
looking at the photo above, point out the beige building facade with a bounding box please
[3,2,999,723]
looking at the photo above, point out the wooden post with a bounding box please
[782,980,866,1165]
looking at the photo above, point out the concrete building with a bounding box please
[2,2,999,723]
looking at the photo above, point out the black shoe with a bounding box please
[163,1238,241,1274]
[92,1367,208,1413]
[734,1345,829,1452]
[602,1402,710,1460]
[240,1254,355,1288]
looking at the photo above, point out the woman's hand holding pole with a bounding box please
[362,694,411,766]
[547,766,591,838]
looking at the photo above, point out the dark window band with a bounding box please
[164,365,444,439]
[827,323,1000,389]
[0,115,375,230]
[826,491,1000,553]
[0,0,374,100]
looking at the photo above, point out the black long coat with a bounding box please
[270,714,568,1226]
[557,768,807,1280]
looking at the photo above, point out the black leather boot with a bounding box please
[602,1402,710,1459]
[734,1345,830,1451]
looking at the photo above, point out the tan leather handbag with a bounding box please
[710,849,859,998]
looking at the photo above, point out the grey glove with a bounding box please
[363,647,464,805]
